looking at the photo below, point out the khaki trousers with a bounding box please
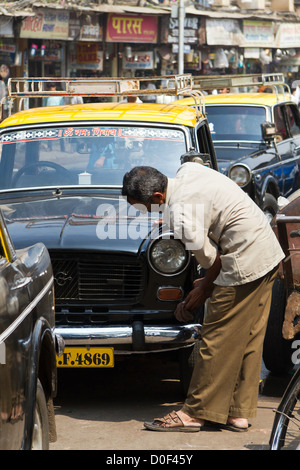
[181,267,277,424]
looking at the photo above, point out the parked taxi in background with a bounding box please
[0,75,217,393]
[176,73,300,221]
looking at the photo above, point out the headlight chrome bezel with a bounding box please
[148,236,190,276]
[228,164,251,187]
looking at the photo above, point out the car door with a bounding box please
[0,210,31,450]
[281,103,300,196]
[272,104,295,196]
[196,121,218,169]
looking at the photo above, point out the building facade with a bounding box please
[1,0,300,87]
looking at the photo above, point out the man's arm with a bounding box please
[183,252,221,312]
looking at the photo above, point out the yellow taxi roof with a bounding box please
[0,102,201,128]
[176,92,292,107]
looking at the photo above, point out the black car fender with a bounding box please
[23,316,57,450]
[257,173,280,207]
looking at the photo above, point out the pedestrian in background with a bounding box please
[291,86,300,107]
[43,82,64,107]
[141,80,156,103]
[0,64,9,119]
[65,95,84,105]
[122,162,284,432]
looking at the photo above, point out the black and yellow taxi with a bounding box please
[0,76,217,392]
[177,73,300,221]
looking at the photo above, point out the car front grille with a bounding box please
[51,254,144,304]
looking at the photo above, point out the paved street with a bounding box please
[49,351,294,451]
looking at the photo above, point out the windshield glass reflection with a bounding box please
[207,105,266,142]
[0,125,187,190]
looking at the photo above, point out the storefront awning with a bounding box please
[174,5,294,22]
[0,1,297,21]
[27,2,169,16]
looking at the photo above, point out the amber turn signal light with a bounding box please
[157,287,183,301]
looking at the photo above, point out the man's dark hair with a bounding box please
[122,166,167,203]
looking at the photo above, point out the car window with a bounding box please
[206,105,266,142]
[285,104,300,137]
[274,105,288,141]
[0,125,187,190]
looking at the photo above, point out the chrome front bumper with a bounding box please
[55,322,201,352]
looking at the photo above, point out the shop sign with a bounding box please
[243,20,274,47]
[165,16,199,45]
[160,16,200,45]
[80,22,102,41]
[77,43,98,63]
[106,14,157,43]
[244,48,260,59]
[0,43,16,65]
[275,23,300,48]
[172,44,191,54]
[206,19,244,46]
[123,51,154,70]
[74,43,103,71]
[30,45,62,62]
[81,14,103,41]
[20,9,69,39]
[69,13,103,41]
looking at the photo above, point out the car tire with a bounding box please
[263,278,294,374]
[31,379,49,450]
[262,193,278,222]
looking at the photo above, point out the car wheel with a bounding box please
[31,379,49,450]
[263,278,294,374]
[262,193,278,223]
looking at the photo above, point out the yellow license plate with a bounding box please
[56,347,114,368]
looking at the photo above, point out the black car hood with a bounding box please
[3,191,159,254]
[213,142,265,174]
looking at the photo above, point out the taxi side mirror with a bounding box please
[261,121,277,143]
[180,149,211,166]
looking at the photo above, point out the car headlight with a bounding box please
[228,165,251,187]
[148,238,189,275]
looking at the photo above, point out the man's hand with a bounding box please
[174,302,194,322]
[174,253,221,322]
[174,279,212,322]
[184,278,213,312]
[186,252,222,311]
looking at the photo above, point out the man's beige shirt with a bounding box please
[165,162,284,286]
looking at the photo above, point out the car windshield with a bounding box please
[0,125,187,190]
[206,105,266,142]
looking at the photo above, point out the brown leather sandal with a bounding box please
[144,410,202,432]
[220,422,250,432]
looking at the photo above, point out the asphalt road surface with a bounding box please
[49,351,295,452]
